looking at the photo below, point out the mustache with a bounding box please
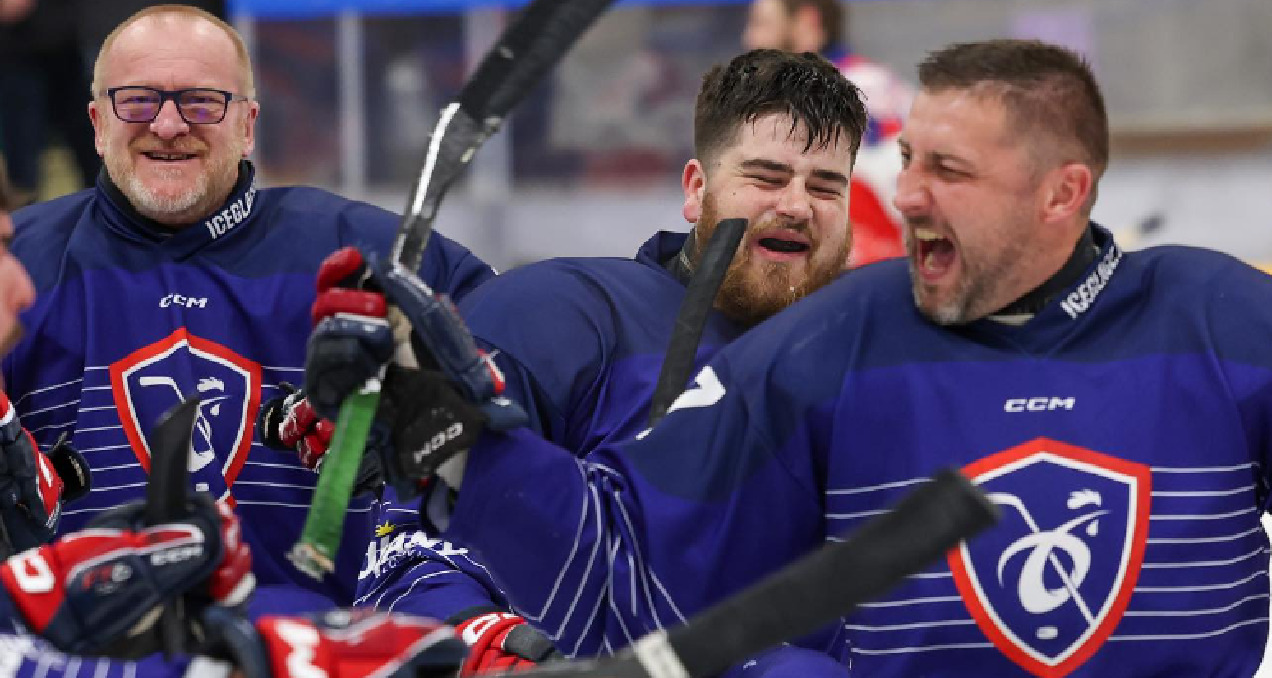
[132,140,206,154]
[903,215,933,230]
[749,217,813,241]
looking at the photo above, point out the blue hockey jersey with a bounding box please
[1,163,493,612]
[442,225,1272,676]
[359,231,749,644]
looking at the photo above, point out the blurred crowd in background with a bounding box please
[2,0,1271,270]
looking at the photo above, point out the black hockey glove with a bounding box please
[303,247,526,494]
[0,392,91,557]
[0,494,253,657]
[257,383,385,497]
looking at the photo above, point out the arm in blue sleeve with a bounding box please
[353,487,512,622]
[444,350,830,658]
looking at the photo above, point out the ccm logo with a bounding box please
[160,294,208,309]
[1004,397,1075,413]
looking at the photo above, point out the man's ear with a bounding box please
[682,159,707,224]
[1040,162,1094,224]
[88,100,107,157]
[241,101,261,157]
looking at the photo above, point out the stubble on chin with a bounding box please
[716,241,846,326]
[106,138,243,226]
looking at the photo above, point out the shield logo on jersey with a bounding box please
[109,327,262,504]
[948,438,1151,677]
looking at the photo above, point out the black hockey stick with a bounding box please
[647,218,747,426]
[394,0,617,272]
[509,468,999,678]
[292,0,618,579]
[145,397,202,657]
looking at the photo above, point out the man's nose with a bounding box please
[149,100,190,139]
[893,165,930,217]
[775,181,813,223]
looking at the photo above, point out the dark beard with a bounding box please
[695,194,847,327]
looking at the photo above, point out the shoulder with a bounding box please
[11,189,96,291]
[258,186,398,241]
[257,186,492,290]
[462,255,649,314]
[1133,244,1272,300]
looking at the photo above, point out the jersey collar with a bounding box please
[96,160,259,260]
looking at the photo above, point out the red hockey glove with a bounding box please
[452,609,561,675]
[207,607,466,678]
[303,247,525,492]
[257,383,385,496]
[0,392,91,556]
[0,495,253,656]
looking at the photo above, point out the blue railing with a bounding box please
[229,0,749,19]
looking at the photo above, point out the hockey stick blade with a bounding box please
[507,468,999,678]
[145,396,201,657]
[393,0,616,271]
[296,0,616,579]
[648,218,747,426]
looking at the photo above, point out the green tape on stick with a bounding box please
[288,380,381,580]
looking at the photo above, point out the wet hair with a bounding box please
[775,0,844,48]
[92,4,256,98]
[694,49,867,167]
[918,39,1108,179]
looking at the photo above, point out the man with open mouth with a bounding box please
[301,37,1272,678]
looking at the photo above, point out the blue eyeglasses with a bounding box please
[102,86,250,125]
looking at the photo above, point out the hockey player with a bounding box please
[742,0,911,267]
[302,38,1272,676]
[0,160,469,678]
[0,3,494,625]
[271,50,864,674]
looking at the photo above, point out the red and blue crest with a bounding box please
[109,328,261,505]
[949,438,1151,677]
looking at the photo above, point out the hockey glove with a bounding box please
[202,606,467,678]
[450,608,561,675]
[257,383,385,496]
[0,494,253,656]
[304,247,526,489]
[0,392,91,556]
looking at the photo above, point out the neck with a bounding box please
[991,225,1096,319]
[100,161,249,234]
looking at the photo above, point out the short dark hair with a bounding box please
[918,39,1108,178]
[777,0,843,49]
[694,49,867,168]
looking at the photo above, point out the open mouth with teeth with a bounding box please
[142,151,198,162]
[913,227,956,280]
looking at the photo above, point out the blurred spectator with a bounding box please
[0,0,101,201]
[743,0,912,267]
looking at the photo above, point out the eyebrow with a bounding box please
[898,141,974,170]
[740,158,849,186]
